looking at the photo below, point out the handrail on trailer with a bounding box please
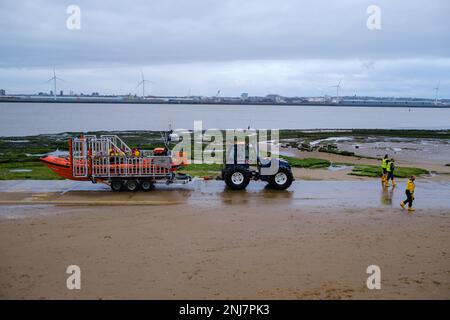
[72,135,173,179]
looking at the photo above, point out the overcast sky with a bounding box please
[0,0,449,98]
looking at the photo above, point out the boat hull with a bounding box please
[40,156,91,181]
[40,155,180,181]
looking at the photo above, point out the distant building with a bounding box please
[91,92,100,96]
[50,90,54,96]
[307,97,326,103]
[0,89,5,96]
[240,92,249,101]
[266,94,285,103]
[59,90,63,96]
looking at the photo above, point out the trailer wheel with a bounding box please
[268,168,293,190]
[125,179,139,192]
[111,179,123,192]
[140,180,154,192]
[224,168,250,190]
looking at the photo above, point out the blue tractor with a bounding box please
[221,142,294,190]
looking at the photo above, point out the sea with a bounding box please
[1,102,450,136]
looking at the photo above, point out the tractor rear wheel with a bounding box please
[224,167,250,190]
[268,168,293,190]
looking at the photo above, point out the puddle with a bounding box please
[0,205,54,219]
[3,140,30,143]
[327,165,353,172]
[310,136,354,146]
[46,149,69,157]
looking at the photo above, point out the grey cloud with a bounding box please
[0,0,449,97]
[1,0,449,68]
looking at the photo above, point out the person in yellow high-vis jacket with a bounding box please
[400,176,416,212]
[380,154,390,182]
[385,158,396,187]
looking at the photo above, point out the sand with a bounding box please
[0,196,449,299]
[1,140,450,300]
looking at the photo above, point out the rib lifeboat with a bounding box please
[40,150,189,181]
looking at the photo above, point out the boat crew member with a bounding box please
[381,154,390,182]
[132,148,141,158]
[400,175,416,212]
[385,158,396,187]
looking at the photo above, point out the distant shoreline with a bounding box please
[3,128,450,139]
[0,97,449,108]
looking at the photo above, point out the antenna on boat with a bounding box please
[161,131,169,148]
[46,66,65,101]
[161,124,176,149]
[136,70,153,99]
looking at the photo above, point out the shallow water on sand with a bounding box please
[0,180,449,219]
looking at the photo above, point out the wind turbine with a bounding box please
[331,79,342,104]
[136,71,153,98]
[434,81,440,105]
[46,66,64,101]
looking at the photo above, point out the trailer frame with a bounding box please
[70,135,190,191]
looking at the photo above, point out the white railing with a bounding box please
[100,135,131,154]
[72,138,88,177]
[72,135,173,179]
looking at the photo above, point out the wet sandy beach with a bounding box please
[0,180,449,299]
[1,180,450,214]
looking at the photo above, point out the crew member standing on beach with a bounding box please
[381,154,390,183]
[385,158,396,187]
[401,175,416,212]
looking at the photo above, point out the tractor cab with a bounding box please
[221,141,294,190]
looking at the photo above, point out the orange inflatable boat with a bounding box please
[39,135,190,190]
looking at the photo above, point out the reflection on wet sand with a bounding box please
[218,185,294,206]
[380,184,396,206]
